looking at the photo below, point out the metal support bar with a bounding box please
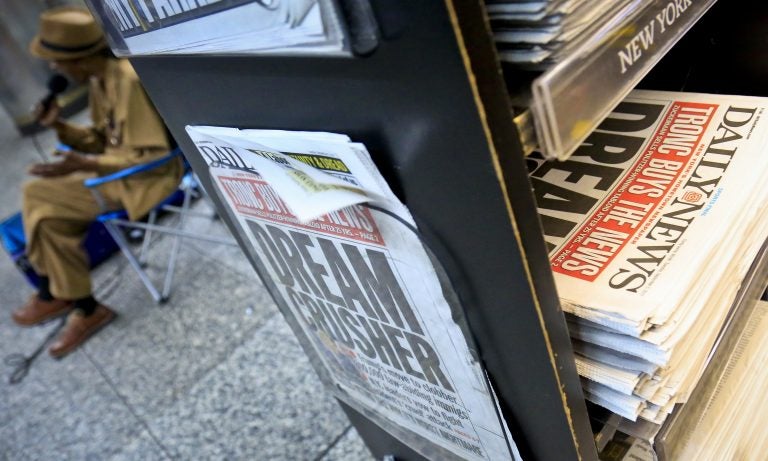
[159,205,217,218]
[109,219,238,246]
[103,221,163,303]
[139,209,158,265]
[162,186,192,299]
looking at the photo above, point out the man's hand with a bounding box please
[28,151,96,177]
[33,100,62,128]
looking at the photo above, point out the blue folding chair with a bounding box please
[85,148,237,303]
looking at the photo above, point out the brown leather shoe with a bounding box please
[12,295,73,326]
[49,304,116,359]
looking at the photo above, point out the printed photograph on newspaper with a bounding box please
[186,126,521,461]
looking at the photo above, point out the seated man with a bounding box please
[12,6,182,358]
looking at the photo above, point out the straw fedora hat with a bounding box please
[29,6,107,61]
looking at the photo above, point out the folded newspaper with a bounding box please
[528,90,768,424]
[665,301,768,461]
[185,126,523,461]
[486,0,634,68]
[89,0,347,56]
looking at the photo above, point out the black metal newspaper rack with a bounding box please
[113,1,767,460]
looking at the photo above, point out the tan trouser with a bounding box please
[22,173,120,300]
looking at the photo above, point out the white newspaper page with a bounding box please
[92,0,346,56]
[532,90,768,422]
[187,126,379,222]
[188,128,520,461]
[530,90,768,334]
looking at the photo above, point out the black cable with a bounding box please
[312,425,353,461]
[29,132,50,164]
[3,238,126,386]
[4,317,66,385]
[360,203,518,461]
[163,176,513,455]
[196,165,516,455]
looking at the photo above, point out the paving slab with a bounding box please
[0,347,143,460]
[145,314,350,460]
[110,429,169,461]
[81,241,278,422]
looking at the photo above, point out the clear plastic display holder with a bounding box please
[653,237,768,460]
[587,237,768,459]
[532,0,718,160]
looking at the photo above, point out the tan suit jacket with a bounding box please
[22,58,182,299]
[55,59,182,220]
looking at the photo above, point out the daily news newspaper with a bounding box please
[530,90,768,422]
[186,126,520,461]
[531,90,768,335]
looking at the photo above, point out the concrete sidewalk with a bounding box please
[0,109,374,460]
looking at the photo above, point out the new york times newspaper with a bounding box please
[529,90,768,339]
[187,127,519,461]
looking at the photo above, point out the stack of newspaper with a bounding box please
[528,90,768,425]
[664,301,768,461]
[485,0,633,68]
[92,0,347,56]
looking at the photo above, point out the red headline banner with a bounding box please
[552,101,718,281]
[218,175,385,246]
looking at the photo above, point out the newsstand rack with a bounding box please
[124,1,768,460]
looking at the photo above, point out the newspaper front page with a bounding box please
[532,90,768,333]
[530,90,768,421]
[186,126,521,461]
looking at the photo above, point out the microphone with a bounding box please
[39,74,69,114]
[31,74,69,163]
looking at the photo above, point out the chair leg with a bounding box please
[138,209,157,266]
[161,187,191,300]
[103,221,164,303]
[193,172,220,220]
